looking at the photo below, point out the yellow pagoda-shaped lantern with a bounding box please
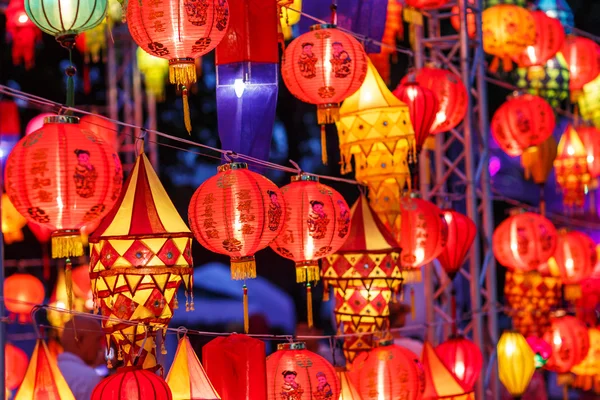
[89,150,194,369]
[554,125,591,208]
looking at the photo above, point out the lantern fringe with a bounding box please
[317,104,340,125]
[307,283,314,328]
[182,86,192,135]
[231,257,257,280]
[51,233,84,258]
[243,284,249,334]
[296,264,320,283]
[65,259,73,311]
[321,125,328,165]
[169,62,197,87]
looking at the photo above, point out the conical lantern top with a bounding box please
[421,341,470,399]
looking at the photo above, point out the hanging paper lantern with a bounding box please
[5,116,122,258]
[553,230,596,286]
[451,0,476,38]
[497,331,536,398]
[4,273,45,322]
[422,341,473,399]
[368,0,403,84]
[492,211,557,272]
[405,0,450,9]
[512,11,565,68]
[266,342,340,400]
[337,368,361,400]
[89,151,194,369]
[401,67,468,135]
[576,125,600,179]
[554,125,591,208]
[393,80,440,150]
[543,315,590,373]
[437,210,476,279]
[536,0,574,33]
[436,336,483,392]
[5,0,42,69]
[521,135,557,186]
[128,0,230,133]
[560,36,600,94]
[6,343,28,391]
[571,327,600,379]
[527,336,552,368]
[80,114,120,152]
[351,341,425,400]
[92,368,172,399]
[136,47,170,102]
[513,53,570,108]
[2,194,27,245]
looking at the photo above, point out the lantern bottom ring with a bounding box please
[231,255,257,280]
[169,58,197,87]
[55,32,78,49]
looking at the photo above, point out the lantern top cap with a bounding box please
[291,173,319,183]
[44,115,79,125]
[217,162,248,173]
[309,23,337,31]
[278,342,306,351]
[169,57,195,66]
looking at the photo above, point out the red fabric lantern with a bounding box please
[392,81,440,150]
[512,11,565,68]
[6,343,28,390]
[5,0,41,69]
[405,0,450,9]
[543,315,590,373]
[576,126,600,179]
[437,210,476,278]
[188,162,285,280]
[92,368,172,399]
[561,36,600,92]
[266,342,340,400]
[553,230,596,285]
[4,273,45,322]
[401,67,468,135]
[203,334,267,400]
[4,116,123,258]
[26,113,56,135]
[492,212,557,272]
[491,93,556,157]
[80,114,119,152]
[435,336,483,392]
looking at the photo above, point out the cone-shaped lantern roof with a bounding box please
[15,339,75,400]
[421,342,470,399]
[167,336,221,400]
[557,125,586,160]
[337,368,362,399]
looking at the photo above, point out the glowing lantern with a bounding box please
[128,0,230,133]
[279,0,301,40]
[422,341,472,399]
[5,116,123,258]
[451,0,476,39]
[492,211,557,272]
[436,336,483,392]
[437,210,476,279]
[337,368,361,399]
[553,230,596,286]
[282,24,368,162]
[527,336,552,368]
[89,151,194,369]
[6,343,28,390]
[513,53,570,108]
[25,113,56,135]
[266,342,340,400]
[543,315,589,373]
[401,67,468,135]
[80,114,119,152]
[575,125,600,180]
[571,327,600,379]
[393,80,440,150]
[497,331,536,398]
[5,0,41,69]
[578,73,600,129]
[368,0,403,84]
[92,368,172,399]
[554,125,591,208]
[521,135,557,188]
[2,194,27,245]
[512,11,564,68]
[136,47,170,102]
[4,273,45,322]
[561,36,600,94]
[536,0,574,34]
[405,0,450,9]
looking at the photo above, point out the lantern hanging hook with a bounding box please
[176,326,188,340]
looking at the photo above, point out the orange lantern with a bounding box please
[561,36,600,93]
[492,212,557,272]
[5,115,123,258]
[6,343,28,390]
[543,314,589,373]
[554,124,591,208]
[2,193,27,245]
[80,114,120,152]
[393,80,440,150]
[422,341,473,399]
[4,273,45,322]
[127,0,230,133]
[491,93,555,157]
[92,367,172,399]
[400,67,468,134]
[435,336,483,392]
[266,342,340,400]
[512,11,565,68]
[576,125,600,179]
[553,230,596,286]
[437,209,476,279]
[405,0,450,9]
[482,5,536,72]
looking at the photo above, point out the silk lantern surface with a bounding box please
[203,334,267,400]
[553,230,596,285]
[437,210,476,278]
[578,73,600,129]
[4,273,45,322]
[435,336,483,392]
[80,114,119,152]
[6,343,28,390]
[5,0,41,69]
[561,36,600,93]
[393,81,440,149]
[512,11,564,68]
[543,315,590,373]
[497,331,536,398]
[266,342,339,400]
[92,368,172,400]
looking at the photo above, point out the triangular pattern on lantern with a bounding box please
[421,342,472,400]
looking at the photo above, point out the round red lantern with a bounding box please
[401,67,468,135]
[92,367,172,399]
[5,343,28,390]
[188,162,286,280]
[26,113,56,135]
[5,0,41,69]
[80,114,119,152]
[491,93,556,157]
[553,230,596,285]
[266,342,340,400]
[4,116,123,258]
[576,126,600,179]
[405,0,450,9]
[435,336,483,392]
[561,36,600,92]
[492,212,557,272]
[392,80,440,150]
[396,194,447,269]
[270,174,350,283]
[437,209,477,278]
[350,341,425,400]
[512,11,565,68]
[4,273,45,322]
[543,315,589,373]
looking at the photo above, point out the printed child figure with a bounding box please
[314,372,333,400]
[298,42,318,79]
[281,370,304,400]
[73,149,98,199]
[267,190,283,231]
[330,42,351,78]
[308,200,329,240]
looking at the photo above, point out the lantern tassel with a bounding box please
[322,280,329,302]
[489,56,500,74]
[307,283,314,328]
[51,232,84,258]
[321,125,328,165]
[65,258,73,311]
[296,264,320,283]
[243,284,249,334]
[182,86,192,135]
[410,287,415,320]
[231,256,257,280]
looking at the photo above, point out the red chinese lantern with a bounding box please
[128,0,230,133]
[400,67,468,135]
[512,11,565,68]
[281,24,368,163]
[553,230,596,285]
[4,273,45,322]
[405,0,450,9]
[491,93,555,157]
[543,314,590,373]
[92,368,172,400]
[422,341,472,399]
[6,343,28,390]
[451,0,476,39]
[561,36,600,93]
[80,114,119,152]
[576,125,600,179]
[393,80,440,150]
[437,210,476,278]
[436,336,483,392]
[5,0,41,69]
[4,116,123,259]
[492,212,557,272]
[266,342,340,400]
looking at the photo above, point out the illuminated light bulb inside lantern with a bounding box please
[406,87,418,101]
[505,339,516,356]
[234,79,246,98]
[565,258,574,275]
[455,360,466,380]
[588,155,595,164]
[85,298,94,310]
[526,46,537,64]
[55,301,66,310]
[415,247,425,265]
[546,10,558,18]
[567,146,575,156]
[324,45,332,85]
[553,330,562,346]
[305,238,315,261]
[58,0,77,27]
[436,110,447,126]
[18,13,28,24]
[377,361,386,400]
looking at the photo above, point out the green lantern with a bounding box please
[512,53,570,108]
[579,74,600,129]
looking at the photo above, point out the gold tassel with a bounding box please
[173,295,179,310]
[243,284,249,334]
[65,259,73,311]
[51,232,84,258]
[231,257,257,280]
[189,289,195,311]
[296,264,320,283]
[410,288,415,320]
[321,125,328,165]
[316,104,340,124]
[182,86,192,135]
[307,283,314,328]
[169,60,197,86]
[322,280,329,302]
[161,329,168,355]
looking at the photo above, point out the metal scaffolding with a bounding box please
[414,1,499,398]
